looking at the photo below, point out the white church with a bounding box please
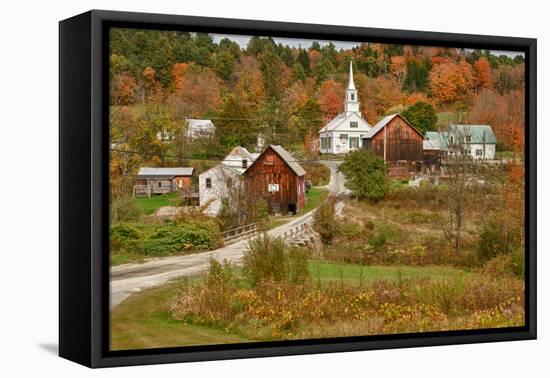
[319,61,372,154]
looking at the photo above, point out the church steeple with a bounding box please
[344,59,360,114]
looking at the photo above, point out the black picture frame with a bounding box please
[59,9,537,368]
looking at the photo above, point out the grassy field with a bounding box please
[308,261,469,286]
[110,260,473,350]
[111,279,250,350]
[135,192,180,215]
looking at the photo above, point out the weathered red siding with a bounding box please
[363,114,423,173]
[245,147,306,214]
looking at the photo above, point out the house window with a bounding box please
[449,135,454,143]
[205,178,212,188]
[327,137,332,148]
[340,134,348,140]
[350,121,358,128]
[466,135,472,143]
[349,137,359,148]
[476,149,483,157]
[242,159,248,169]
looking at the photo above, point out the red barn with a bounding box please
[245,145,307,215]
[362,113,424,175]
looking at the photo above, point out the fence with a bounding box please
[222,223,258,245]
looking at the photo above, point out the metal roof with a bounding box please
[269,145,307,176]
[363,114,399,138]
[425,125,496,151]
[137,167,194,178]
[423,139,441,150]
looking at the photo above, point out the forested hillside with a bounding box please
[109,28,525,186]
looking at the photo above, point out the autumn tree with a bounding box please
[428,59,474,106]
[318,80,344,120]
[390,55,407,90]
[401,101,437,134]
[473,57,492,90]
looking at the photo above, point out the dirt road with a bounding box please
[110,160,346,308]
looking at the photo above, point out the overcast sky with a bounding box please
[212,33,524,57]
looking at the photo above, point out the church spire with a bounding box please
[344,59,360,114]
[348,59,356,90]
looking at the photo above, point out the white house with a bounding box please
[187,119,215,140]
[319,61,372,154]
[199,146,256,215]
[425,125,497,160]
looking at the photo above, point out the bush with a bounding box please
[478,216,523,262]
[313,197,337,245]
[110,223,142,253]
[481,247,524,279]
[339,150,389,202]
[243,234,310,286]
[141,219,222,256]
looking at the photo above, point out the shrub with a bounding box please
[110,223,142,252]
[141,219,222,256]
[242,234,310,286]
[481,247,525,279]
[313,197,337,245]
[338,150,389,202]
[478,215,523,262]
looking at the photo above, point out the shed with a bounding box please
[134,167,194,197]
[244,145,307,214]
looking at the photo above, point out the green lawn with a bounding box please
[135,192,180,215]
[111,279,250,350]
[308,260,469,286]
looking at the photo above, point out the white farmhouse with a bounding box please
[199,146,256,215]
[319,61,372,154]
[187,119,215,140]
[425,125,497,160]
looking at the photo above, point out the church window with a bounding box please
[350,93,355,101]
[340,134,348,140]
[350,121,358,128]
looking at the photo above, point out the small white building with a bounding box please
[199,146,256,215]
[187,119,215,140]
[319,61,372,154]
[425,125,497,160]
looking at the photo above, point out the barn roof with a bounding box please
[137,167,194,178]
[362,113,424,139]
[270,145,307,176]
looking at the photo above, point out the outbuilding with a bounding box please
[244,145,307,215]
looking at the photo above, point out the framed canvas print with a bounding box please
[59,10,536,368]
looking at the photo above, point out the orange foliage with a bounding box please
[428,60,474,105]
[405,92,432,106]
[474,57,492,90]
[171,62,189,92]
[360,76,402,123]
[318,80,344,120]
[111,72,137,105]
[390,56,407,89]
